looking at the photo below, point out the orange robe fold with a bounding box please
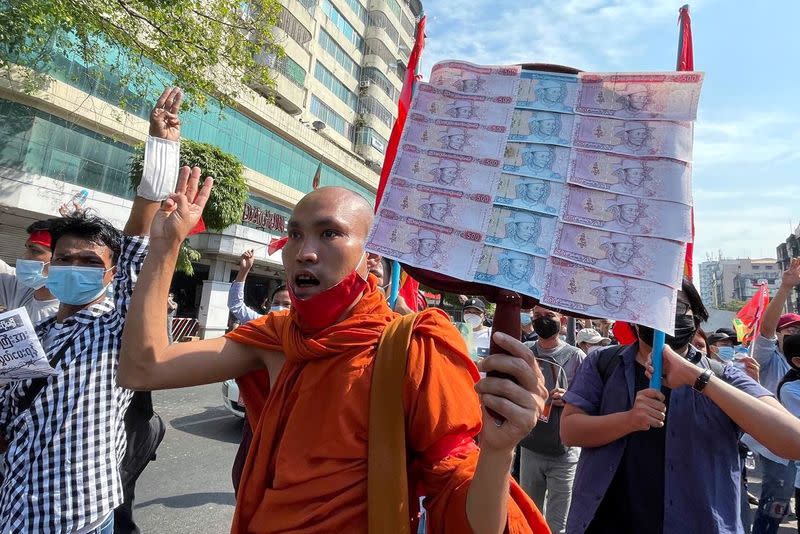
[225,278,548,534]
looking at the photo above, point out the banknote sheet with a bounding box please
[368,61,703,333]
[540,257,678,332]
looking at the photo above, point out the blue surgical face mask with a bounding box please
[717,346,735,361]
[46,265,113,305]
[16,259,49,290]
[520,313,532,327]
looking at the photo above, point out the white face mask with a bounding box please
[464,313,482,328]
[270,305,288,312]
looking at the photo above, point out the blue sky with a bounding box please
[418,0,800,267]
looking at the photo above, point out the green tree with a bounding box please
[0,0,281,108]
[129,139,248,274]
[720,299,748,313]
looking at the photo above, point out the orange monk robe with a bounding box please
[226,276,549,534]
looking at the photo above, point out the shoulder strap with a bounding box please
[16,337,73,414]
[597,344,628,385]
[368,313,418,534]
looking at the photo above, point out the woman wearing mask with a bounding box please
[462,298,491,360]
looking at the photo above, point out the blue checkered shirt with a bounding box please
[0,235,148,533]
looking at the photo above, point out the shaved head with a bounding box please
[294,187,374,242]
[283,186,376,298]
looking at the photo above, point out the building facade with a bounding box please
[0,0,423,338]
[699,257,780,309]
[777,223,800,314]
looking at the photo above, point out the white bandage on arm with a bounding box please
[137,136,180,201]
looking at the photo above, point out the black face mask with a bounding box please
[638,314,697,350]
[533,317,560,339]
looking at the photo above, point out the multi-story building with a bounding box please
[777,223,800,313]
[699,257,780,308]
[0,0,423,338]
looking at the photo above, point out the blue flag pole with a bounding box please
[649,330,666,389]
[388,259,402,309]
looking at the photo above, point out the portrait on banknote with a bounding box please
[509,110,574,146]
[503,143,569,181]
[494,174,563,215]
[517,71,577,113]
[474,246,546,298]
[485,207,557,256]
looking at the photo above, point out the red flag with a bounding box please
[188,217,206,236]
[268,236,288,255]
[397,270,421,312]
[312,163,322,190]
[677,4,695,279]
[734,283,770,344]
[374,16,426,211]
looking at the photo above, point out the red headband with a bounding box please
[27,230,52,249]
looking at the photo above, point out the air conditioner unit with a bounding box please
[359,80,372,89]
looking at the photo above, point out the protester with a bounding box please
[0,87,184,533]
[228,249,290,323]
[693,327,708,356]
[519,305,586,534]
[575,328,610,356]
[463,297,491,358]
[368,256,415,314]
[561,278,800,534]
[708,331,737,362]
[593,319,613,340]
[0,219,60,322]
[166,292,178,343]
[746,258,800,534]
[773,334,800,534]
[119,181,552,532]
[521,308,538,343]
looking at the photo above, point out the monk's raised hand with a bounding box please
[151,166,213,245]
[150,87,183,141]
[475,332,547,452]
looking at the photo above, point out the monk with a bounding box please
[119,170,551,533]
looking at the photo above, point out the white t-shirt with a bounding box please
[0,259,59,324]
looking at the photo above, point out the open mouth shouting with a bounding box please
[291,270,321,298]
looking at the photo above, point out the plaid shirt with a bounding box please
[0,236,148,533]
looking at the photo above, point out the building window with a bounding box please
[298,0,318,14]
[368,11,400,45]
[310,95,353,139]
[358,95,394,128]
[364,38,397,74]
[273,55,307,87]
[401,11,415,37]
[318,28,361,80]
[321,0,364,50]
[354,127,387,153]
[385,0,402,21]
[277,7,313,48]
[361,67,397,101]
[314,61,358,110]
[344,0,368,26]
[0,99,135,199]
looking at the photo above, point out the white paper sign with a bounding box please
[0,307,58,381]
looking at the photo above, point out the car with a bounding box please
[221,379,245,418]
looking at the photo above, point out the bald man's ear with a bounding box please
[366,252,381,271]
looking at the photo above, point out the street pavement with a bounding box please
[134,384,242,533]
[132,384,799,533]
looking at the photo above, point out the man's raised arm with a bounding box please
[761,258,800,339]
[119,167,273,391]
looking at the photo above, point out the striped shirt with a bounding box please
[0,235,148,533]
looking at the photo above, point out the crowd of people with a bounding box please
[1,88,800,534]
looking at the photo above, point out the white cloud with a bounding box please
[420,0,697,76]
[694,113,800,167]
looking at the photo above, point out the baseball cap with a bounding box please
[576,328,610,346]
[707,332,736,346]
[463,298,486,313]
[715,327,737,339]
[778,313,800,332]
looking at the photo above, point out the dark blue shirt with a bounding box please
[562,344,772,534]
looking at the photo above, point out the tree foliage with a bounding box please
[130,139,249,274]
[0,0,282,109]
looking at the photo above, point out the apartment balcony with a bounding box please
[365,25,398,56]
[252,52,307,115]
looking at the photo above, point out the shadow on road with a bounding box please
[169,407,244,444]
[135,491,236,510]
